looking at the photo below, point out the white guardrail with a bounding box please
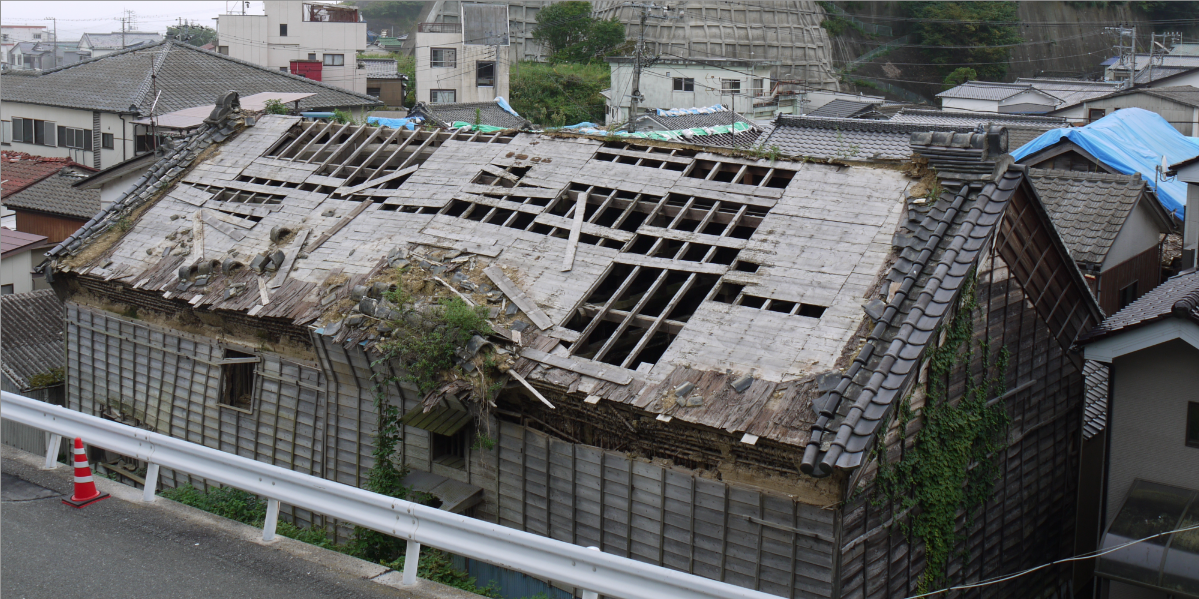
[1,391,782,599]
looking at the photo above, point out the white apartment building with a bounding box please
[604,58,776,125]
[1,25,51,64]
[413,4,510,105]
[218,2,368,94]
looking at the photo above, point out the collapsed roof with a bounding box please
[46,104,1099,476]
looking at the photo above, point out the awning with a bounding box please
[1096,479,1199,598]
[399,399,472,437]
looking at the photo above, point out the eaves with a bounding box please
[2,97,142,116]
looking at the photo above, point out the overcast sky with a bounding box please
[1,1,265,40]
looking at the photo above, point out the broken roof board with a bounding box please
[53,115,920,449]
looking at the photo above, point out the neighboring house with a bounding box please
[1012,108,1199,222]
[938,79,1123,115]
[1104,53,1199,87]
[1076,269,1199,599]
[7,41,85,70]
[363,58,406,107]
[1028,169,1176,313]
[3,167,102,243]
[755,115,971,161]
[0,40,381,170]
[806,98,880,119]
[68,152,158,212]
[1,25,51,64]
[605,57,775,125]
[0,151,87,198]
[76,32,163,58]
[0,288,65,404]
[0,228,48,294]
[414,12,510,106]
[408,99,531,130]
[217,1,367,94]
[369,35,406,53]
[42,104,1103,597]
[1047,85,1199,134]
[1167,155,1199,273]
[627,107,762,149]
[888,108,1067,152]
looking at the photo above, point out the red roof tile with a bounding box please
[0,151,95,199]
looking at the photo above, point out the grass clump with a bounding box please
[378,296,492,396]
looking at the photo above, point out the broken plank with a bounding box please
[480,164,520,183]
[201,211,247,241]
[433,275,476,306]
[190,211,205,263]
[257,275,272,305]
[509,369,555,409]
[533,213,634,243]
[307,200,373,251]
[483,266,553,330]
[518,348,634,386]
[562,191,586,272]
[335,164,419,195]
[269,229,310,289]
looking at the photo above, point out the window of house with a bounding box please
[323,53,344,66]
[1187,402,1199,448]
[101,133,114,149]
[432,426,469,469]
[219,349,259,410]
[1,121,10,145]
[135,133,164,154]
[430,47,456,68]
[753,78,766,96]
[307,52,316,61]
[57,126,91,150]
[279,23,288,36]
[673,77,694,92]
[722,79,741,94]
[218,45,229,55]
[1118,281,1138,311]
[476,61,495,87]
[367,87,381,97]
[32,33,41,40]
[22,118,57,147]
[431,89,456,103]
[1,285,13,295]
[1088,108,1106,123]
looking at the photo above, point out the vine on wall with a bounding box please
[872,272,1011,591]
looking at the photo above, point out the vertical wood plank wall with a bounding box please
[837,249,1082,599]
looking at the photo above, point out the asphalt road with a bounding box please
[1,456,415,599]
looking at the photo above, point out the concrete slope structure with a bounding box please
[45,99,1100,597]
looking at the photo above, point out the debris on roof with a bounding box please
[0,289,64,391]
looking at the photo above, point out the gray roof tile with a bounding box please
[1083,360,1108,440]
[1,40,381,115]
[3,167,101,220]
[408,101,531,129]
[363,58,401,79]
[1027,168,1148,266]
[760,115,971,160]
[1080,269,1199,342]
[0,289,64,390]
[81,32,162,49]
[807,99,879,119]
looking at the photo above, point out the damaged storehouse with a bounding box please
[45,100,1102,598]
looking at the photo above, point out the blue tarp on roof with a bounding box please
[1011,107,1199,218]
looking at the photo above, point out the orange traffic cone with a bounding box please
[62,437,109,509]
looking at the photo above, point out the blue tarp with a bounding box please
[1011,107,1198,219]
[494,96,521,118]
[367,116,422,130]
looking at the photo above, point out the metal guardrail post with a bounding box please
[143,463,160,502]
[42,433,62,470]
[263,498,280,542]
[581,546,601,599]
[402,540,421,585]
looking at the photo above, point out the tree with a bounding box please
[531,1,625,63]
[942,67,977,89]
[166,24,218,47]
[905,2,1021,81]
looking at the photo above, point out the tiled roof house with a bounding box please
[0,289,65,401]
[44,100,1102,597]
[408,100,532,130]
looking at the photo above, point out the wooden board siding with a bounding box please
[838,248,1083,599]
[14,210,86,243]
[1096,244,1161,315]
[495,419,836,598]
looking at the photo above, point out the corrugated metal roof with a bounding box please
[0,228,48,256]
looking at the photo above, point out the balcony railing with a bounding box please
[417,22,462,34]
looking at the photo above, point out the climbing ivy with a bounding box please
[872,272,1010,591]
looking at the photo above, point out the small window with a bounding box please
[218,45,229,55]
[367,87,381,97]
[721,79,741,94]
[476,61,495,87]
[673,77,694,92]
[753,78,766,96]
[1118,281,1138,311]
[101,133,114,149]
[1088,108,1106,123]
[32,33,41,40]
[430,47,456,68]
[323,53,344,66]
[1,121,10,145]
[1188,403,1199,448]
[431,89,456,103]
[307,52,316,61]
[219,349,258,410]
[432,426,470,469]
[279,23,288,36]
[1,285,13,296]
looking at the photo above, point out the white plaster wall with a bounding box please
[1147,69,1199,89]
[941,97,1000,114]
[607,62,774,124]
[414,31,510,104]
[1102,200,1164,271]
[1,102,142,170]
[0,249,35,294]
[98,167,149,211]
[217,15,269,66]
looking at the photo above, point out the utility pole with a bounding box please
[1148,31,1181,85]
[44,17,56,69]
[623,3,680,133]
[1105,25,1137,87]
